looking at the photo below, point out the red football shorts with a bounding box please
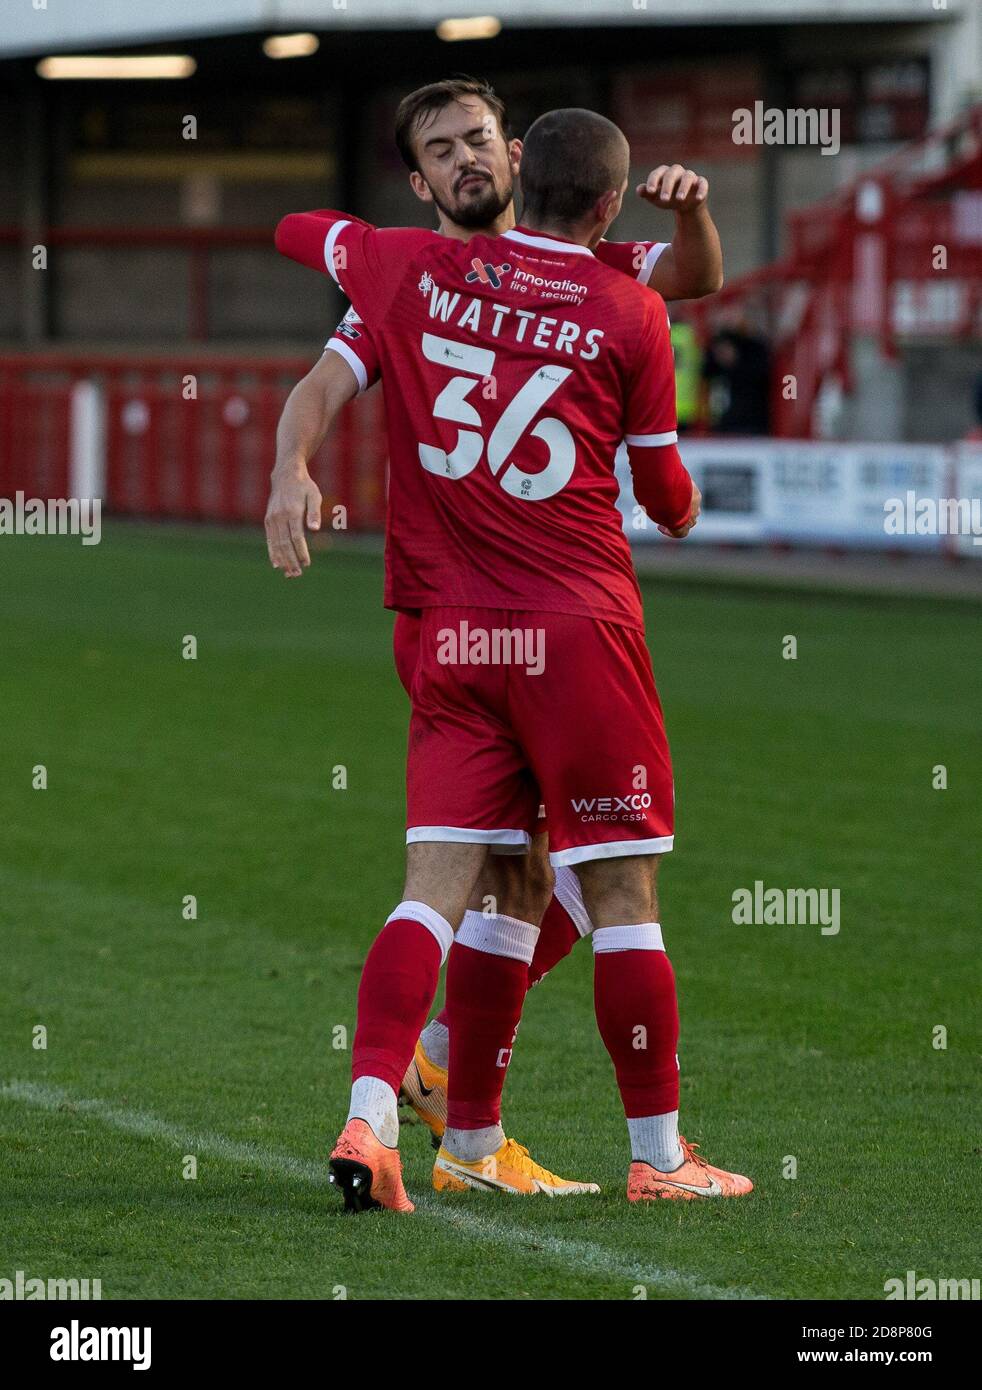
[392,610,422,696]
[403,606,674,867]
[394,609,549,845]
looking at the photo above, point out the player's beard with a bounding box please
[430,171,514,231]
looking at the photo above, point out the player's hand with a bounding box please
[265,466,322,578]
[637,165,709,214]
[658,481,702,539]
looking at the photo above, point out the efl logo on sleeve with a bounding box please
[334,307,363,341]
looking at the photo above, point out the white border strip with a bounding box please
[593,922,665,953]
[551,835,674,867]
[322,220,350,284]
[407,825,530,848]
[552,865,594,938]
[625,430,678,447]
[384,899,454,962]
[324,337,368,393]
[502,227,593,257]
[637,240,669,284]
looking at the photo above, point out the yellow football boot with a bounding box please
[399,1041,447,1148]
[433,1137,600,1196]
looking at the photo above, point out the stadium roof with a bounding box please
[0,0,957,59]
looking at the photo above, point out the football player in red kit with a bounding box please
[268,80,726,1191]
[273,104,752,1210]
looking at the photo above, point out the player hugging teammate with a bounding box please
[268,79,752,1209]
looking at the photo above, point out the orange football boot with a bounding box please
[627,1136,753,1201]
[329,1118,414,1213]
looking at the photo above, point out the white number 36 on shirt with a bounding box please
[418,333,575,501]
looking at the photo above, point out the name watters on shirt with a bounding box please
[424,281,605,361]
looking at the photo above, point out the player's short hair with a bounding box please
[394,76,510,173]
[520,108,629,227]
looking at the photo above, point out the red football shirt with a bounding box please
[276,213,685,629]
[323,236,670,392]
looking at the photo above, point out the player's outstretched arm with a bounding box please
[265,350,360,579]
[637,165,723,300]
[275,208,358,275]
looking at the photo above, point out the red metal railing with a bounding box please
[0,353,388,528]
[682,102,982,437]
[0,226,273,340]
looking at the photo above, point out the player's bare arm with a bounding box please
[638,164,724,300]
[265,350,359,578]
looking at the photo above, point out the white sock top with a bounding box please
[592,922,665,953]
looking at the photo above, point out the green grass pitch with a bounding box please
[1,524,979,1300]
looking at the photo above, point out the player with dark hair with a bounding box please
[273,104,752,1211]
[268,85,723,1175]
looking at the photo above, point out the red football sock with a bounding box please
[429,891,577,1038]
[352,918,444,1095]
[594,948,680,1117]
[527,894,580,988]
[445,942,529,1130]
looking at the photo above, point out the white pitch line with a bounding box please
[1,1079,768,1301]
[410,1199,768,1300]
[0,1079,330,1184]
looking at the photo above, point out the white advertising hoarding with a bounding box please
[617,438,962,551]
[951,444,982,558]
